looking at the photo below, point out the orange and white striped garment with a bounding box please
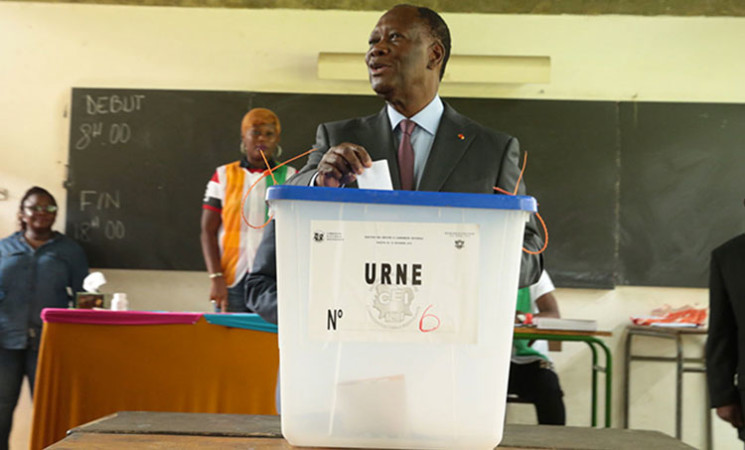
[202,160,296,287]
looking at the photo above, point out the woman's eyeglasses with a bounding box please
[24,205,58,213]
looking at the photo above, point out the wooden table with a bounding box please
[48,411,695,449]
[30,309,280,450]
[622,325,710,448]
[514,327,613,427]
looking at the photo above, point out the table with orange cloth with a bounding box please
[29,308,279,450]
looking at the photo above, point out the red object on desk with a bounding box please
[629,307,707,327]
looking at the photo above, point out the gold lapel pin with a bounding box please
[457,133,465,140]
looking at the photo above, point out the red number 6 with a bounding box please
[419,304,441,333]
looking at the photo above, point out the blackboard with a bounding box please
[65,88,745,288]
[447,98,619,288]
[618,102,745,287]
[65,89,384,271]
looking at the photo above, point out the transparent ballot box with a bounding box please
[267,186,537,449]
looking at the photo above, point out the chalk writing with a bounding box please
[73,216,98,242]
[85,94,145,115]
[74,190,126,242]
[73,222,91,242]
[75,94,142,149]
[80,190,121,211]
[75,122,103,150]
[105,220,126,239]
[108,123,131,144]
[75,122,132,150]
[74,218,126,242]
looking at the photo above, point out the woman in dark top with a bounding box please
[0,187,88,450]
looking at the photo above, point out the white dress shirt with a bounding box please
[311,96,445,188]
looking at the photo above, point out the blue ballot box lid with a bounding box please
[266,185,537,212]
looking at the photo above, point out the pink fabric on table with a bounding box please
[41,308,202,325]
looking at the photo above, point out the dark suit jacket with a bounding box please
[707,233,745,439]
[247,102,544,324]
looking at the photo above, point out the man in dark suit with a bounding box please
[246,4,543,324]
[707,225,745,441]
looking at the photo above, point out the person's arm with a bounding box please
[289,124,372,187]
[706,251,742,426]
[200,208,228,312]
[496,137,543,288]
[534,289,562,350]
[245,220,279,324]
[534,291,560,319]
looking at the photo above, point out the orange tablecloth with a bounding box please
[30,310,279,449]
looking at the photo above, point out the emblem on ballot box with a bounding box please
[313,229,343,243]
[368,284,419,329]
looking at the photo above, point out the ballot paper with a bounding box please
[356,160,393,190]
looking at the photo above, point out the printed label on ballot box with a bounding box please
[309,220,480,344]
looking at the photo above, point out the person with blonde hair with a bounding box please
[200,108,296,312]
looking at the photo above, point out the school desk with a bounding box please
[622,325,710,448]
[29,309,279,450]
[49,411,695,449]
[514,327,613,428]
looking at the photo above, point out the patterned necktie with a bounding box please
[397,119,416,190]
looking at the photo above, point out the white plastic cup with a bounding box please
[111,293,129,311]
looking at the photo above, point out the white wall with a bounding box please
[1,2,742,448]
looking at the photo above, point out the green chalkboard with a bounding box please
[65,88,628,288]
[447,98,619,288]
[65,88,382,271]
[618,102,745,287]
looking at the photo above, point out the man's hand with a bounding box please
[315,143,373,187]
[210,277,229,313]
[716,404,744,428]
